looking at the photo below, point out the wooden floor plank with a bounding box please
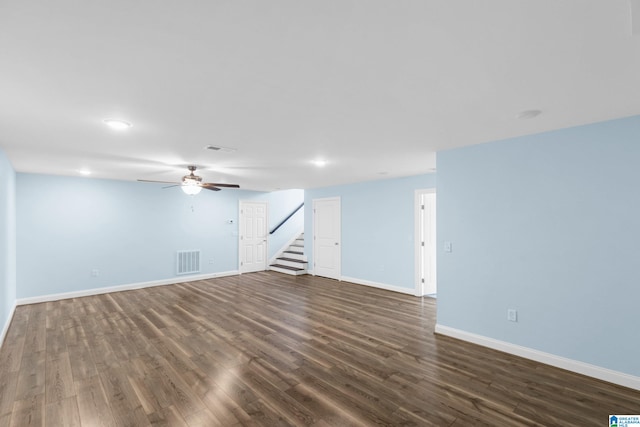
[200,386,246,426]
[24,307,47,354]
[75,375,116,427]
[0,337,25,377]
[45,396,81,427]
[10,394,44,427]
[45,352,75,404]
[66,338,98,382]
[1,271,640,426]
[0,371,19,418]
[145,405,189,427]
[14,351,46,402]
[97,365,151,427]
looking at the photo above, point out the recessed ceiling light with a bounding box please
[103,119,132,130]
[312,159,327,167]
[516,110,542,120]
[77,169,91,176]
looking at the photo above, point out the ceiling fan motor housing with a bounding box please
[183,174,202,183]
[137,165,239,192]
[184,165,203,183]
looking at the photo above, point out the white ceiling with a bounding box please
[1,1,639,191]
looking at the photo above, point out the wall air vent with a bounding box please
[177,250,201,275]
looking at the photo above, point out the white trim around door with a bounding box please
[238,200,269,273]
[414,188,436,296]
[312,197,341,280]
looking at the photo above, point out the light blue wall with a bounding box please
[305,174,436,290]
[437,115,640,377]
[0,149,17,339]
[16,173,302,299]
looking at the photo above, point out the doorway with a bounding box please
[239,201,268,273]
[312,197,341,280]
[415,189,436,296]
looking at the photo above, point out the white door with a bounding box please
[415,190,436,296]
[239,201,268,273]
[313,197,341,280]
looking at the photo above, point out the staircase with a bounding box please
[269,233,308,275]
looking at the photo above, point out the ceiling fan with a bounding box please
[138,165,240,195]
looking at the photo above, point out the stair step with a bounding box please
[276,258,308,268]
[278,257,306,263]
[284,250,303,255]
[271,233,306,274]
[271,263,304,271]
[270,264,307,276]
[283,251,306,261]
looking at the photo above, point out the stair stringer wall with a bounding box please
[268,229,305,266]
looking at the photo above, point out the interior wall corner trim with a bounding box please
[0,301,17,349]
[15,270,240,306]
[434,324,640,392]
[341,276,416,296]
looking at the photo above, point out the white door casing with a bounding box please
[415,189,436,296]
[313,197,341,280]
[239,201,268,273]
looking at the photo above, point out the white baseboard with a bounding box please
[16,270,239,306]
[341,276,415,295]
[0,302,17,348]
[435,324,640,391]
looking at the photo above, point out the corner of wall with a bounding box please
[0,302,17,348]
[0,148,17,349]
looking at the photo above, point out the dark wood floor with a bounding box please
[0,272,639,426]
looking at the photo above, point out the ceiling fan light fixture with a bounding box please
[103,118,132,130]
[138,165,238,194]
[181,183,202,195]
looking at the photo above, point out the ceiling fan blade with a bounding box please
[203,182,240,188]
[138,179,182,185]
[201,184,221,191]
[162,185,181,189]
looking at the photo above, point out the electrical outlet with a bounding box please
[507,308,518,322]
[91,269,100,277]
[444,241,453,252]
[208,258,214,264]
